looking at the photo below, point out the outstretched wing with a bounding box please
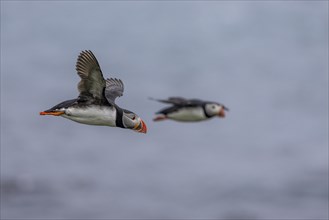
[104,78,124,104]
[75,50,106,101]
[150,97,192,106]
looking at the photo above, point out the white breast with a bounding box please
[62,105,117,126]
[167,107,207,122]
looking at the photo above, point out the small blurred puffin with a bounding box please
[151,97,228,122]
[40,50,147,133]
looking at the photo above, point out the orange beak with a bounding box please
[40,111,64,116]
[218,108,225,118]
[136,119,147,134]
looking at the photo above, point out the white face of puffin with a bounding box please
[204,103,226,118]
[122,112,147,133]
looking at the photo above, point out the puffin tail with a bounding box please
[40,99,76,116]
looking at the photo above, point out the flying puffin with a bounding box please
[40,50,147,133]
[151,97,228,122]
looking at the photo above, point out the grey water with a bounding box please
[1,1,328,219]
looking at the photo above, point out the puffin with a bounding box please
[40,50,147,133]
[151,97,228,122]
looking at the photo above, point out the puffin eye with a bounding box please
[212,105,216,109]
[132,116,136,120]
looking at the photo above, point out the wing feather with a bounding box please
[150,97,190,106]
[104,78,124,104]
[75,50,106,101]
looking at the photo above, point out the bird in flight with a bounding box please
[40,50,147,133]
[151,97,228,122]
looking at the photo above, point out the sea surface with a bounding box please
[1,2,328,219]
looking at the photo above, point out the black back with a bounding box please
[154,97,229,116]
[44,99,77,112]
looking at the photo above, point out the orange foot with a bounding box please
[39,111,64,116]
[153,115,167,121]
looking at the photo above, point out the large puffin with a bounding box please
[151,97,228,122]
[40,50,147,133]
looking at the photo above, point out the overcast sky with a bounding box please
[1,1,328,219]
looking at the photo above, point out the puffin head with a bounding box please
[122,110,147,133]
[204,103,229,118]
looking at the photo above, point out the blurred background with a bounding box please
[1,1,328,219]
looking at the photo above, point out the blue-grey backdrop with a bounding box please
[1,1,328,219]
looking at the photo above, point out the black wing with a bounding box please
[150,97,204,106]
[75,50,106,103]
[104,78,124,104]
